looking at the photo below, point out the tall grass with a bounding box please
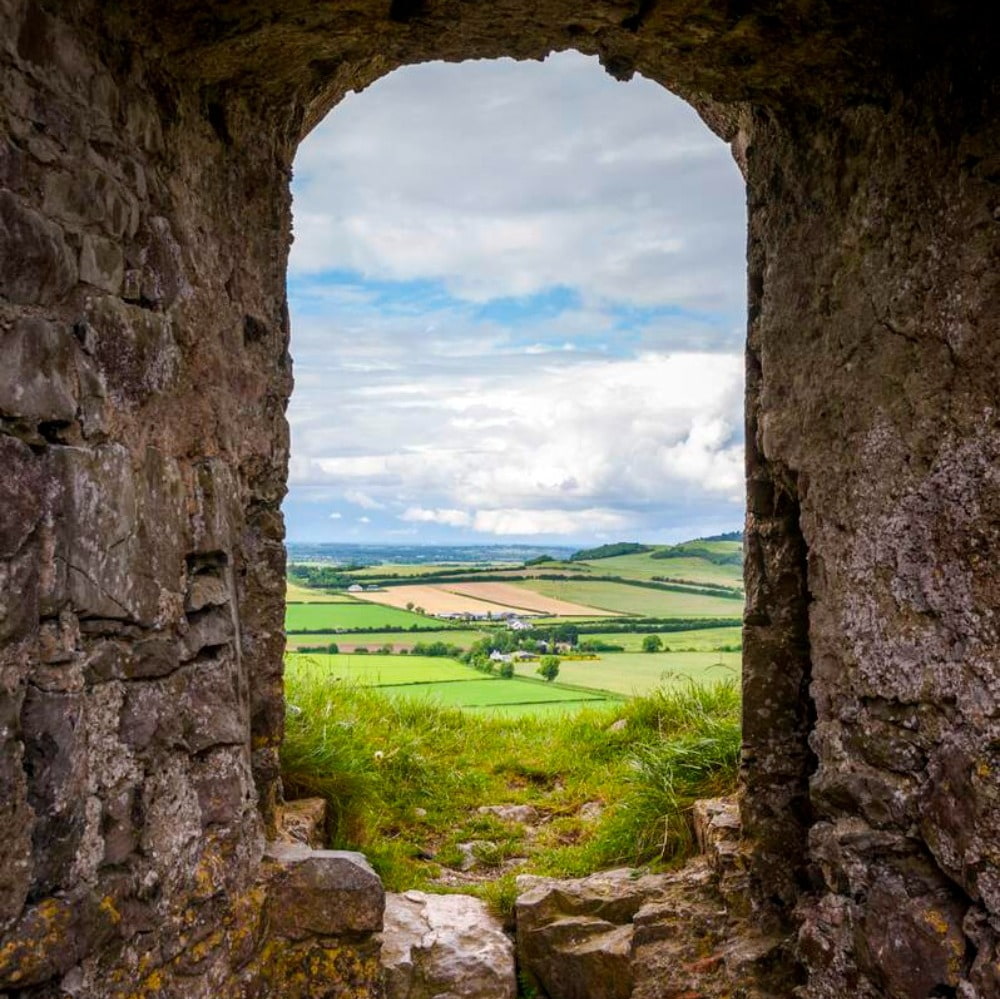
[281,657,740,897]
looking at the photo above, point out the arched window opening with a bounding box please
[280,52,747,895]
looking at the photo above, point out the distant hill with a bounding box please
[699,530,743,543]
[650,538,742,567]
[569,542,651,562]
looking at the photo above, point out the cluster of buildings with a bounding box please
[434,611,541,624]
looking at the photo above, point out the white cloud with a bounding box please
[344,488,386,510]
[292,52,745,314]
[290,350,743,516]
[328,512,342,519]
[472,507,628,536]
[285,53,747,542]
[401,507,472,527]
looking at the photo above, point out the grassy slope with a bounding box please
[577,544,743,587]
[285,651,618,711]
[282,659,741,897]
[515,578,743,617]
[378,677,612,709]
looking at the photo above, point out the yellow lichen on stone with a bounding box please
[0,896,75,984]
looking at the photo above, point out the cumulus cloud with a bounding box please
[289,349,743,536]
[292,53,745,315]
[472,508,628,536]
[285,52,747,543]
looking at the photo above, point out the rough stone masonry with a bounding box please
[0,1,998,996]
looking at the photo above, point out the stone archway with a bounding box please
[1,2,998,996]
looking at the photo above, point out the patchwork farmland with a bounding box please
[350,581,616,617]
[284,535,744,716]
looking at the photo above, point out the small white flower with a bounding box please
[373,750,385,761]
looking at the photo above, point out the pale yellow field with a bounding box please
[443,582,617,617]
[286,581,351,603]
[354,584,528,616]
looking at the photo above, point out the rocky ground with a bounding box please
[280,797,797,999]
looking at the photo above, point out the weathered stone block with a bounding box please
[858,873,968,998]
[194,746,252,827]
[265,842,385,940]
[84,296,180,406]
[0,676,32,934]
[0,190,76,304]
[180,653,247,753]
[181,605,235,661]
[20,686,87,897]
[276,797,328,849]
[0,318,78,426]
[79,232,124,293]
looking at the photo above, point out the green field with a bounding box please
[286,628,486,651]
[286,652,479,685]
[284,652,620,715]
[286,581,353,602]
[379,677,614,711]
[285,648,739,710]
[285,601,437,632]
[586,626,742,652]
[515,579,743,617]
[514,651,740,697]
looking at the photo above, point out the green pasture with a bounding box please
[286,628,486,651]
[378,677,615,711]
[586,626,742,652]
[285,601,435,632]
[285,652,479,685]
[515,579,743,617]
[285,651,620,715]
[514,651,740,697]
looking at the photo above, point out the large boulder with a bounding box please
[380,890,516,999]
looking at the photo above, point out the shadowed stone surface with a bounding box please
[0,0,998,995]
[516,833,792,999]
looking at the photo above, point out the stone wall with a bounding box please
[0,0,998,995]
[745,92,1000,995]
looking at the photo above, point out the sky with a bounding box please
[285,51,746,547]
